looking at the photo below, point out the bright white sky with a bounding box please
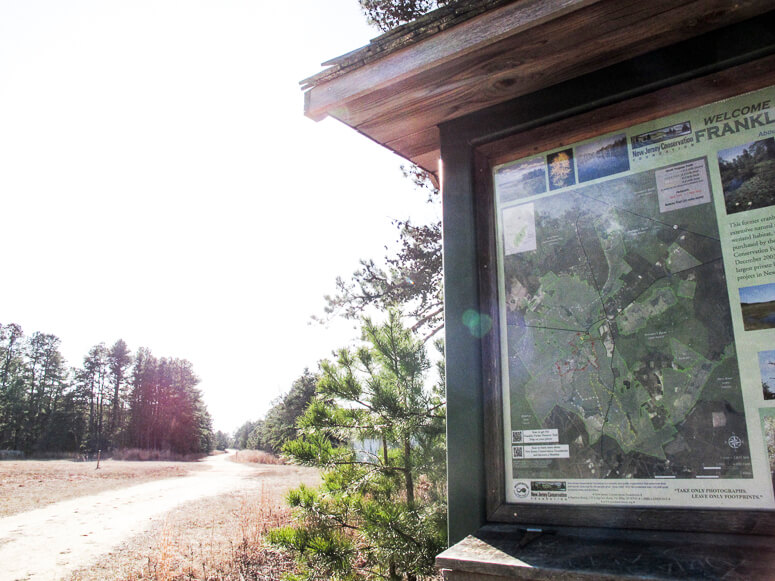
[0,1,437,433]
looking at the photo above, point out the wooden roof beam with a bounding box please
[304,0,598,121]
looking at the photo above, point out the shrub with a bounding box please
[232,450,285,465]
[111,448,206,462]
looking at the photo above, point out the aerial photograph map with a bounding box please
[502,164,752,481]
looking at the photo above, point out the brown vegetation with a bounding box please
[69,489,298,581]
[67,464,322,581]
[0,458,202,517]
[231,449,285,465]
[1,452,321,579]
[111,448,209,462]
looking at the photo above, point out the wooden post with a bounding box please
[96,449,101,470]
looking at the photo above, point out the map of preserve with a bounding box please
[503,164,752,479]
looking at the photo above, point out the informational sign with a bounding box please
[494,86,775,508]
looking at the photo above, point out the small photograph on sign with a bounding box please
[759,409,775,496]
[655,159,711,213]
[531,481,567,492]
[760,350,775,400]
[547,148,576,190]
[739,282,775,331]
[577,133,629,183]
[631,121,692,149]
[718,137,775,215]
[494,157,547,203]
[502,203,537,255]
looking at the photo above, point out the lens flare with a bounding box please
[462,309,493,338]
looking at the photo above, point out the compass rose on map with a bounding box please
[727,435,743,449]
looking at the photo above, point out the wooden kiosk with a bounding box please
[302,1,775,578]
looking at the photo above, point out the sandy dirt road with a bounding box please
[0,452,268,580]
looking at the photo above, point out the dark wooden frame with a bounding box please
[475,54,775,535]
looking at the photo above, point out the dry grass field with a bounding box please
[231,449,285,465]
[0,458,205,517]
[65,458,321,580]
[68,488,298,580]
[0,452,319,580]
[1,453,443,580]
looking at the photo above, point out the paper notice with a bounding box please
[502,203,537,255]
[513,445,570,459]
[656,159,711,212]
[512,429,559,444]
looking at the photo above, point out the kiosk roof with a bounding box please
[300,0,773,177]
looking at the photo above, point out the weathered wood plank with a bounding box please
[473,150,506,521]
[303,0,519,94]
[349,0,769,142]
[384,125,440,161]
[364,121,440,172]
[304,0,598,120]
[437,526,775,579]
[411,151,440,174]
[479,54,775,167]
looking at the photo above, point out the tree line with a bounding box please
[0,323,212,456]
[232,369,318,455]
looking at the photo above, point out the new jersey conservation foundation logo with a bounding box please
[514,482,530,498]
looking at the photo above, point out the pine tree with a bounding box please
[359,0,450,31]
[23,332,69,451]
[246,369,319,454]
[0,324,26,449]
[107,339,133,446]
[318,165,443,341]
[75,343,109,452]
[125,352,212,455]
[270,312,446,580]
